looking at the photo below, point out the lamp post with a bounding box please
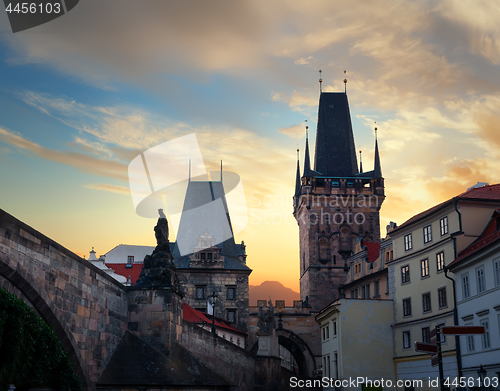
[210,291,217,336]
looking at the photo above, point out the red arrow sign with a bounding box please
[441,326,485,335]
[415,342,438,353]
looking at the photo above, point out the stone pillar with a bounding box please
[127,210,184,355]
[127,287,182,355]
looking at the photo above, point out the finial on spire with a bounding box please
[306,125,309,139]
[343,70,347,93]
[374,121,377,141]
[297,147,299,160]
[319,70,323,94]
[359,150,363,173]
[188,159,191,182]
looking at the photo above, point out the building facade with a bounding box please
[448,209,500,381]
[388,183,500,386]
[316,298,396,390]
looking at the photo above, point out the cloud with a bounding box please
[84,183,130,195]
[0,127,127,180]
[279,124,305,139]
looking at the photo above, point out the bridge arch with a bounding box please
[0,255,91,391]
[276,329,316,377]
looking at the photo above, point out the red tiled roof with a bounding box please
[182,303,247,336]
[395,183,500,231]
[106,263,143,285]
[365,242,381,263]
[448,210,500,268]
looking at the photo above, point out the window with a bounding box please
[351,288,358,299]
[127,255,134,264]
[462,273,470,299]
[374,281,380,297]
[323,355,330,378]
[401,265,410,284]
[403,330,411,349]
[422,292,431,313]
[421,259,429,278]
[200,252,206,260]
[423,225,432,244]
[466,323,475,352]
[494,259,500,287]
[227,309,236,323]
[207,252,213,260]
[436,252,444,272]
[476,266,486,293]
[361,284,370,299]
[440,216,449,236]
[480,319,490,349]
[404,234,413,251]
[333,321,337,336]
[195,286,205,299]
[322,325,330,341]
[422,327,431,344]
[333,352,338,378]
[403,298,412,317]
[438,287,447,308]
[227,287,236,299]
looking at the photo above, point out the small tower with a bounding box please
[293,84,385,311]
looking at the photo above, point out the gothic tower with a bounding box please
[293,91,385,311]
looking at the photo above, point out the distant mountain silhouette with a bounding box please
[249,281,300,306]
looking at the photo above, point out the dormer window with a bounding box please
[200,253,206,260]
[207,253,213,260]
[126,256,134,268]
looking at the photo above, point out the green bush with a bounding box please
[0,288,82,391]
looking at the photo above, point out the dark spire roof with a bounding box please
[295,151,301,195]
[373,138,382,178]
[314,93,358,177]
[303,133,312,177]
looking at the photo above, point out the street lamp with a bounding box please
[210,292,217,336]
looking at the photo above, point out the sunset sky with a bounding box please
[1,1,500,291]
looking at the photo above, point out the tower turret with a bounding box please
[293,88,385,311]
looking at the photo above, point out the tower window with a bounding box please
[227,287,236,299]
[227,310,236,323]
[196,286,205,299]
[200,253,206,260]
[207,253,213,260]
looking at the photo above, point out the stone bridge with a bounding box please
[0,209,128,391]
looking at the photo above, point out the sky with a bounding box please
[1,0,500,292]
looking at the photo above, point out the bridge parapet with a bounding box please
[0,209,128,391]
